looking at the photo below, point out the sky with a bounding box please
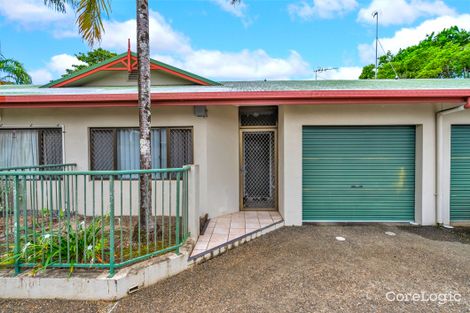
[0,0,469,84]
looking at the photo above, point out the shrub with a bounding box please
[0,215,109,274]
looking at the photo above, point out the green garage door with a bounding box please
[450,125,470,221]
[302,126,416,222]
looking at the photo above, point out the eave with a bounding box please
[0,89,469,108]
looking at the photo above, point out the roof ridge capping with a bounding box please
[41,51,220,88]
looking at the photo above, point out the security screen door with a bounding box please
[240,129,277,210]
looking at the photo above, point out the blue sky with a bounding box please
[0,0,469,84]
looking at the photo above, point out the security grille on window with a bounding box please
[168,129,193,168]
[240,106,278,127]
[0,128,63,168]
[90,127,193,173]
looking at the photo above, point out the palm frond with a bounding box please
[76,0,111,46]
[43,0,78,13]
[0,58,32,85]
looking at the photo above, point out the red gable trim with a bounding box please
[53,58,126,87]
[49,55,212,88]
[0,90,469,108]
[152,64,211,86]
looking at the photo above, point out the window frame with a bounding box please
[0,127,64,167]
[88,126,194,179]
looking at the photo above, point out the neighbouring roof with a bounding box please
[40,52,220,88]
[1,79,470,96]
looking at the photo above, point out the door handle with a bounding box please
[351,185,363,188]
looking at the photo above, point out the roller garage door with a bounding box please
[302,126,416,222]
[450,125,470,221]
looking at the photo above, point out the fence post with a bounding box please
[108,175,115,278]
[13,176,20,275]
[187,165,200,240]
[184,169,189,240]
[175,172,181,254]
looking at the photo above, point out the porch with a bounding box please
[190,211,283,260]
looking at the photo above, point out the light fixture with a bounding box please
[194,106,208,118]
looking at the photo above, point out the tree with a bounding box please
[136,0,153,235]
[0,57,32,85]
[360,26,470,79]
[45,0,241,236]
[358,64,375,79]
[63,48,117,76]
[44,0,153,235]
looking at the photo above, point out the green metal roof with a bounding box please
[222,79,470,91]
[40,52,220,88]
[1,79,469,96]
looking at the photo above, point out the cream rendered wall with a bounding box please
[5,101,464,226]
[0,106,239,219]
[205,106,239,217]
[440,108,470,225]
[280,103,437,226]
[278,106,286,221]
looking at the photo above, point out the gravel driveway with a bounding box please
[1,225,469,313]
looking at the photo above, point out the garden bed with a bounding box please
[0,212,184,273]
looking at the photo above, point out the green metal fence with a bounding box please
[0,165,190,277]
[0,163,77,172]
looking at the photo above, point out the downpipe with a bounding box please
[435,98,470,225]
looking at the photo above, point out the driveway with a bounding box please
[1,225,469,313]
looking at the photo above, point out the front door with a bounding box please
[240,129,277,210]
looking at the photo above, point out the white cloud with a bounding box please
[0,0,72,24]
[209,0,253,27]
[28,10,314,83]
[358,14,470,64]
[99,11,313,81]
[157,49,311,80]
[29,54,85,85]
[48,54,85,73]
[0,0,77,36]
[289,0,358,20]
[314,67,362,80]
[211,0,246,18]
[29,69,53,85]
[357,0,455,26]
[100,11,192,55]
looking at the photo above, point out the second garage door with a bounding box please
[450,125,470,221]
[302,126,416,222]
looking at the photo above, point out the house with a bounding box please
[1,50,470,228]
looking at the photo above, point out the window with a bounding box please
[89,127,193,173]
[240,106,278,127]
[0,128,63,168]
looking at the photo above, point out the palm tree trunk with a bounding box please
[137,0,152,232]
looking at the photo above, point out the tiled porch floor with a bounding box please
[190,211,283,257]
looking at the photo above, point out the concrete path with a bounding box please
[191,211,283,257]
[1,225,469,313]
